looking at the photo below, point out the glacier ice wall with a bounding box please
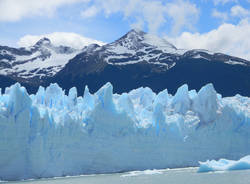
[0,82,249,180]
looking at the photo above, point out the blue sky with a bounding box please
[0,0,250,59]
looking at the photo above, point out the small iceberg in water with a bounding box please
[198,155,250,172]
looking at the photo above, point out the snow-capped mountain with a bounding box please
[102,29,181,68]
[52,29,250,96]
[66,29,248,68]
[0,38,79,80]
[0,29,249,96]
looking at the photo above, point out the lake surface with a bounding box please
[3,167,250,184]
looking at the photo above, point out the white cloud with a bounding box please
[213,0,238,5]
[81,5,99,18]
[165,19,250,60]
[141,1,168,34]
[18,32,105,49]
[231,5,250,18]
[81,0,199,34]
[212,9,228,21]
[166,0,199,35]
[211,6,250,22]
[1,0,199,36]
[0,0,89,22]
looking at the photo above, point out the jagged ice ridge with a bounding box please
[0,82,249,180]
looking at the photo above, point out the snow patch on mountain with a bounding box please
[192,54,209,60]
[13,50,78,78]
[143,33,177,51]
[225,59,247,66]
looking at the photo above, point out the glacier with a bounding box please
[198,155,250,172]
[0,82,249,180]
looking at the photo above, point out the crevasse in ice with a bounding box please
[0,82,249,180]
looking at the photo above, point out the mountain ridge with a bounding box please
[0,29,249,96]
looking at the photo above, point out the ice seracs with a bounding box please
[0,82,249,180]
[171,84,190,114]
[192,84,220,124]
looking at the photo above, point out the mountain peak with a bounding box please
[110,29,177,51]
[35,37,51,47]
[128,28,145,35]
[120,29,145,42]
[108,29,146,50]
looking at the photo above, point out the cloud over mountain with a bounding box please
[18,32,105,49]
[81,0,199,34]
[166,18,250,60]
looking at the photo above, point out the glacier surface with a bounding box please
[198,155,250,172]
[0,82,249,180]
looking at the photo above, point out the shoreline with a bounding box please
[0,167,199,183]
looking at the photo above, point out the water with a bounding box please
[3,168,250,184]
